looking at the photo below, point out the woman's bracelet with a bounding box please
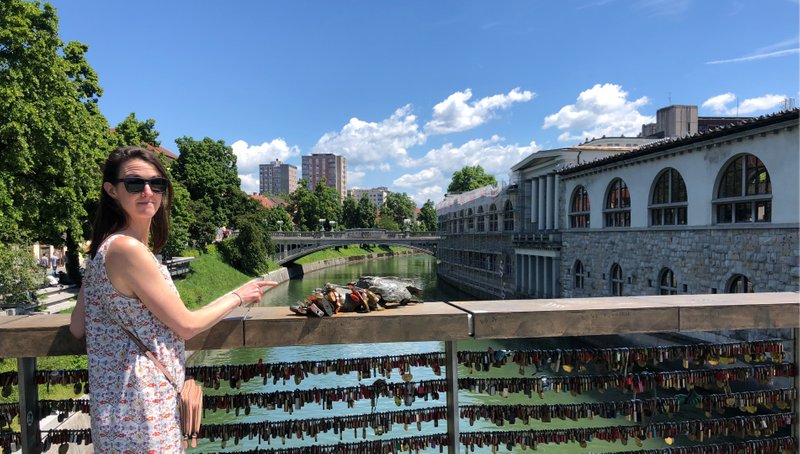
[232,291,244,307]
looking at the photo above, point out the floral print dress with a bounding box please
[84,234,186,453]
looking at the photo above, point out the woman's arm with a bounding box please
[69,286,86,339]
[105,237,275,340]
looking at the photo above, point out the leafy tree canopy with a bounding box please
[0,243,46,310]
[0,0,110,283]
[111,112,161,148]
[171,137,241,228]
[447,165,497,194]
[356,195,377,229]
[418,199,437,232]
[382,192,415,229]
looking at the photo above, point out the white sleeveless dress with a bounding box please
[84,234,186,453]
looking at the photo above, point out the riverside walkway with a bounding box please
[0,292,798,453]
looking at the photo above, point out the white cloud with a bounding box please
[407,135,540,180]
[392,168,446,205]
[311,105,425,166]
[701,93,788,115]
[543,83,654,142]
[392,135,540,205]
[706,48,799,65]
[231,138,301,194]
[701,93,736,113]
[424,88,535,134]
[347,169,366,189]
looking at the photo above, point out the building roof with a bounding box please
[250,193,288,209]
[559,109,799,176]
[145,144,178,161]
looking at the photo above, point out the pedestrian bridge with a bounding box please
[269,229,441,264]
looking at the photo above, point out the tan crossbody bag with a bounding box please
[119,326,203,448]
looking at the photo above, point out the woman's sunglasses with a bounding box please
[112,177,169,194]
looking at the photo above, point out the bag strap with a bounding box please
[118,325,178,390]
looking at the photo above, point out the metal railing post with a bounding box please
[445,340,460,454]
[18,357,41,454]
[794,328,799,443]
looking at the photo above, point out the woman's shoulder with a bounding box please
[105,235,154,266]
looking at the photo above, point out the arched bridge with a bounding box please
[269,229,441,264]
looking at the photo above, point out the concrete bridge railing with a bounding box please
[1,292,798,453]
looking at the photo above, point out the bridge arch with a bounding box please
[269,230,441,265]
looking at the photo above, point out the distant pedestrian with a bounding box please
[40,254,49,270]
[50,254,58,275]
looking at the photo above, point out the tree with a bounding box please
[287,178,342,231]
[382,192,415,228]
[288,179,316,231]
[447,165,497,194]
[186,199,217,252]
[0,244,45,311]
[357,196,377,228]
[313,179,342,230]
[111,112,160,148]
[161,182,193,259]
[262,206,293,231]
[341,195,359,229]
[217,214,272,275]
[418,199,437,232]
[0,0,111,284]
[171,137,242,228]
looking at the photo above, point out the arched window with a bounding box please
[574,260,586,289]
[650,168,687,226]
[489,204,498,231]
[715,154,771,223]
[659,268,678,295]
[467,208,474,231]
[477,206,485,232]
[728,274,754,293]
[604,178,631,227]
[610,263,623,296]
[570,186,590,228]
[503,200,514,231]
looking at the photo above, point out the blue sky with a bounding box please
[50,0,799,205]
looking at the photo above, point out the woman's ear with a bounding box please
[103,182,118,200]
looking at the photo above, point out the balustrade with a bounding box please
[0,293,798,453]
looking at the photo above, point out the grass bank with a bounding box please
[293,244,410,264]
[173,246,271,310]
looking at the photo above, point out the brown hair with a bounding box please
[88,146,174,258]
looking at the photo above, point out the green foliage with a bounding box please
[161,181,192,259]
[0,243,46,309]
[418,199,437,231]
[172,246,269,309]
[342,195,359,229]
[111,112,160,148]
[186,199,218,252]
[288,178,342,231]
[447,165,497,194]
[376,215,400,231]
[217,216,271,275]
[0,0,109,260]
[342,194,377,229]
[171,137,242,228]
[382,192,415,228]
[357,196,377,228]
[263,206,293,231]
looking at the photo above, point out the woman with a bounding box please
[70,146,276,452]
